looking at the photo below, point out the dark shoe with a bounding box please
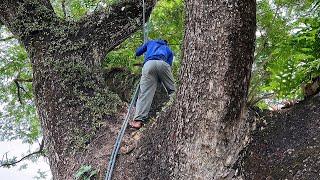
[129,120,143,130]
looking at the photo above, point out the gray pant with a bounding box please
[134,60,175,122]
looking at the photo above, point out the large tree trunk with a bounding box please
[1,0,256,179]
[113,0,256,179]
[0,0,155,179]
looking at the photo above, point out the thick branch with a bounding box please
[0,139,44,168]
[0,0,57,43]
[79,0,156,56]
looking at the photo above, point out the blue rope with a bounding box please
[105,83,140,180]
[105,1,148,179]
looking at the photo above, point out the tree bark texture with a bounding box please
[171,1,256,177]
[0,0,155,179]
[113,0,256,179]
[241,96,320,179]
[1,0,256,179]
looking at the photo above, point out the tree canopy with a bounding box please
[249,0,320,107]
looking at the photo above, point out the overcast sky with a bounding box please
[0,25,50,180]
[0,140,52,180]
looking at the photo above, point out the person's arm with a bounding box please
[135,42,148,56]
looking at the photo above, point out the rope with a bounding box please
[143,0,148,43]
[105,1,148,179]
[105,84,140,180]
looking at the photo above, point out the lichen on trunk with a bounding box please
[1,0,258,179]
[1,0,156,178]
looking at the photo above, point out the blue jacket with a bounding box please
[136,39,174,66]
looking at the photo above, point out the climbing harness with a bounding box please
[104,1,148,179]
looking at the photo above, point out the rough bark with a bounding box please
[1,0,257,179]
[240,96,320,179]
[113,0,256,179]
[104,67,169,116]
[0,0,156,179]
[3,0,317,179]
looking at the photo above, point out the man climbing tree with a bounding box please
[130,39,176,129]
[0,0,256,179]
[112,0,256,179]
[0,0,156,179]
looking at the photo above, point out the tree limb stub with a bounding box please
[0,0,156,61]
[0,0,56,44]
[78,0,156,59]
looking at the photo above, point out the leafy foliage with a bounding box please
[0,38,39,143]
[33,169,48,180]
[0,0,319,174]
[105,0,184,75]
[248,0,320,108]
[0,0,184,174]
[50,0,121,20]
[74,165,97,180]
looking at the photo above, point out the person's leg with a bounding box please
[158,61,176,95]
[133,61,158,126]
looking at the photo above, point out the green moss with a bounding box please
[46,57,122,151]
